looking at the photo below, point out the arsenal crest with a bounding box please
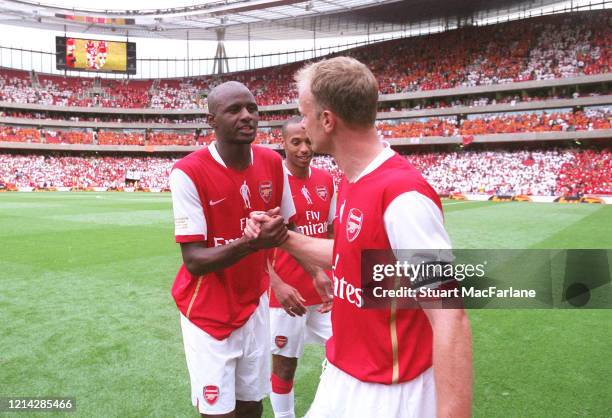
[259,181,273,203]
[346,208,363,242]
[315,185,328,201]
[275,335,288,348]
[203,385,219,405]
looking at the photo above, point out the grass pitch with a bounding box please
[0,193,610,417]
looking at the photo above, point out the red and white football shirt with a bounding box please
[270,165,336,307]
[170,143,295,340]
[327,145,452,384]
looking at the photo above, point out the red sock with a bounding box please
[271,373,293,394]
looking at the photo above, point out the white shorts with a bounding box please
[180,293,271,415]
[305,362,436,418]
[270,304,332,358]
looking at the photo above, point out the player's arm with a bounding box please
[423,308,472,418]
[384,191,472,418]
[282,230,334,270]
[171,169,287,276]
[180,224,285,276]
[281,185,336,272]
[244,177,334,268]
[246,213,333,269]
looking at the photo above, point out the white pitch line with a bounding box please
[443,201,474,205]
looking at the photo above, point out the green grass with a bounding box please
[0,193,610,417]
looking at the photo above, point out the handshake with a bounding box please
[244,207,289,250]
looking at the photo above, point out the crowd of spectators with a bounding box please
[0,11,608,109]
[0,108,608,146]
[376,108,611,139]
[43,129,94,144]
[147,131,197,146]
[0,126,40,142]
[2,147,608,196]
[556,148,611,195]
[376,91,607,113]
[0,126,285,146]
[407,147,610,196]
[0,153,173,190]
[97,131,145,146]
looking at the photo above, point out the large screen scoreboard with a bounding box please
[56,37,136,75]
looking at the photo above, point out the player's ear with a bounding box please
[321,110,335,134]
[207,113,217,129]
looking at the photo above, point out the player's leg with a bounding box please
[234,400,263,418]
[179,314,240,417]
[269,306,308,418]
[235,293,272,418]
[270,355,298,418]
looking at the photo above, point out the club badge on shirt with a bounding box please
[346,208,364,242]
[316,185,328,201]
[259,180,273,204]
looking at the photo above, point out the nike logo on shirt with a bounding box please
[209,198,227,206]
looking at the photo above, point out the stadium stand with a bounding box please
[0,11,609,109]
[376,108,611,139]
[97,131,145,146]
[1,108,608,146]
[0,153,173,190]
[147,131,197,146]
[43,129,94,144]
[1,147,608,196]
[0,125,40,142]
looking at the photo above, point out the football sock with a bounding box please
[271,373,294,418]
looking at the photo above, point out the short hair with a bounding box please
[281,115,304,139]
[295,56,379,127]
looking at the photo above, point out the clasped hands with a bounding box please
[243,207,288,250]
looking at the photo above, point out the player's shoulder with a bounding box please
[172,147,211,173]
[377,154,439,206]
[252,144,282,163]
[310,165,333,183]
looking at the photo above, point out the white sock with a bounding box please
[270,389,295,418]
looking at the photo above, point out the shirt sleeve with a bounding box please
[383,191,452,261]
[280,167,296,222]
[385,191,455,294]
[169,168,207,243]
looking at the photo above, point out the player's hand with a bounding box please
[268,261,306,317]
[313,270,333,313]
[244,207,281,239]
[245,209,288,249]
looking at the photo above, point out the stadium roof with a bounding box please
[0,0,584,40]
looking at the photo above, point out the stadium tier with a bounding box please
[378,108,611,139]
[1,147,609,196]
[0,11,609,109]
[0,108,609,146]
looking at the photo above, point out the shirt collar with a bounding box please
[351,141,395,183]
[283,160,311,178]
[209,141,254,168]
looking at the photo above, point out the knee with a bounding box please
[273,356,297,381]
[235,400,262,418]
